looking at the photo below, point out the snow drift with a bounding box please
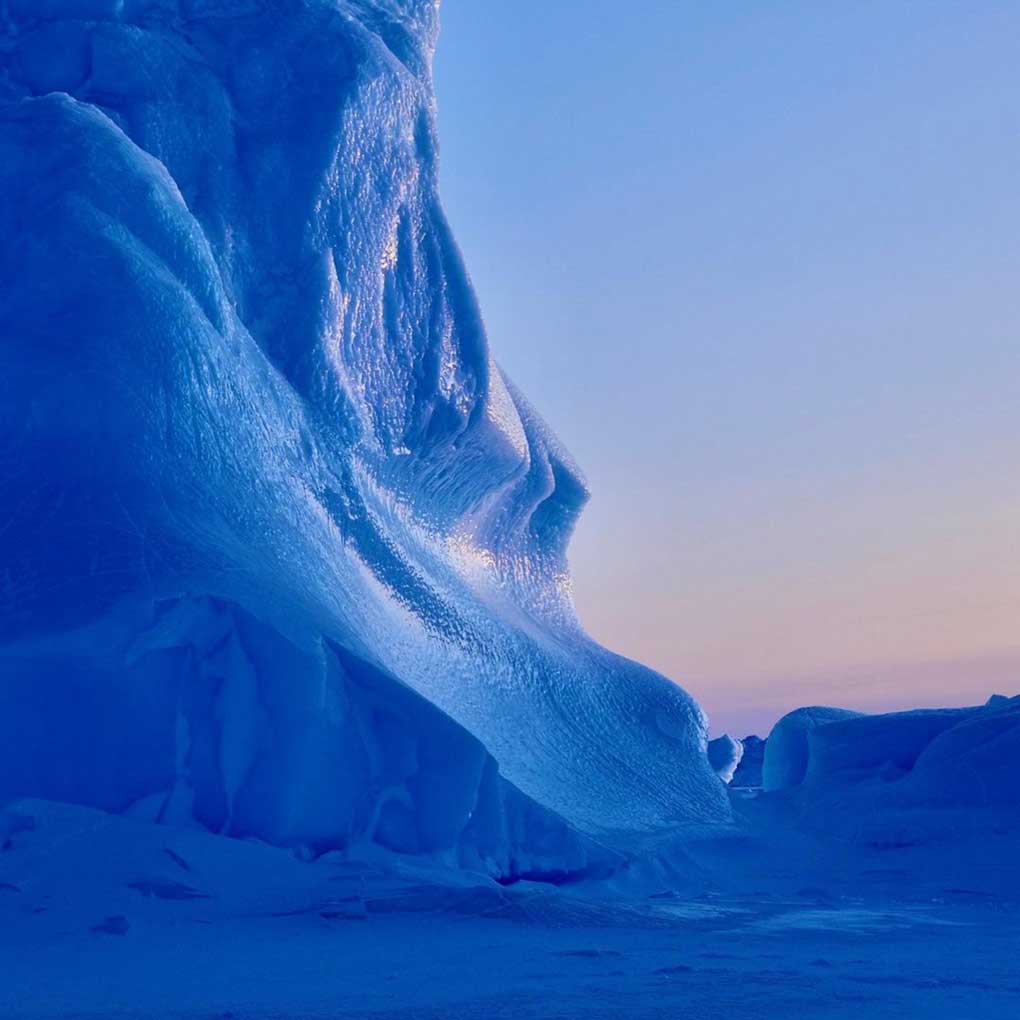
[0,596,609,879]
[0,0,728,865]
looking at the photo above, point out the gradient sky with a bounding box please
[433,1,1020,737]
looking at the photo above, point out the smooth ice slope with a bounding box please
[0,0,728,853]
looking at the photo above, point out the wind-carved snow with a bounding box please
[0,0,728,869]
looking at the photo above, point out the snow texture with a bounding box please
[0,0,728,863]
[5,796,1020,1019]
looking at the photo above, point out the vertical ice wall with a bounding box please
[0,0,729,850]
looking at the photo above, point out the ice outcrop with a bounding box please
[0,0,728,860]
[707,735,743,785]
[760,698,1020,842]
[899,695,1020,808]
[0,596,609,879]
[729,735,764,788]
[762,707,865,791]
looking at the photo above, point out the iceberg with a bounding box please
[759,698,1020,843]
[0,0,728,866]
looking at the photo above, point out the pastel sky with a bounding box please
[433,1,1020,736]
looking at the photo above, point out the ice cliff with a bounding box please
[0,0,728,869]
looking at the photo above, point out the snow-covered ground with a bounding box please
[3,798,1018,1019]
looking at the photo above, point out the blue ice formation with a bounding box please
[729,734,764,789]
[0,0,728,868]
[762,707,866,792]
[762,697,1020,840]
[707,735,743,785]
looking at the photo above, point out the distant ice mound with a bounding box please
[762,707,865,791]
[761,697,1020,841]
[707,735,743,785]
[730,735,765,789]
[0,0,727,857]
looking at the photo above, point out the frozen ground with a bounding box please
[3,799,1018,1019]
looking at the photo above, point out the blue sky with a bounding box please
[433,2,1020,736]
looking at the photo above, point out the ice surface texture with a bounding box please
[0,0,727,862]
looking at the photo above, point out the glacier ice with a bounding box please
[0,0,728,866]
